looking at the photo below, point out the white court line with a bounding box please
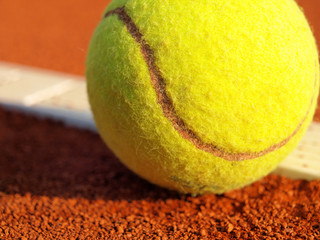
[23,80,78,106]
[0,61,85,106]
[0,102,96,132]
[0,61,319,181]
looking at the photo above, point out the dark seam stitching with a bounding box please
[104,6,317,161]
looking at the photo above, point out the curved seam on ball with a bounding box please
[104,6,317,161]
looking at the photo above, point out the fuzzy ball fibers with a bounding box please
[86,0,319,194]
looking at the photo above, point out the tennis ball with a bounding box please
[86,0,319,194]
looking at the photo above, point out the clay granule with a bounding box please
[0,108,319,239]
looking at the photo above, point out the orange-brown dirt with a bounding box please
[0,108,319,239]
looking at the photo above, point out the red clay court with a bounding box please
[0,0,319,238]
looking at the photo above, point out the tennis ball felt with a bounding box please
[86,0,319,195]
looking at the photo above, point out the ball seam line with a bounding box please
[104,6,317,161]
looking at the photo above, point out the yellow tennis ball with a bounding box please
[86,0,319,194]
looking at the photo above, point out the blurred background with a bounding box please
[0,0,319,117]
